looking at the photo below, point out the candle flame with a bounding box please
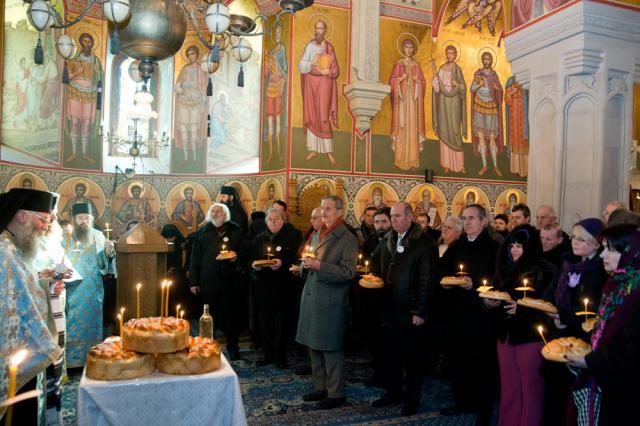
[166,281,172,288]
[10,349,28,367]
[120,307,125,315]
[523,278,528,285]
[584,298,589,305]
[537,325,543,334]
[117,313,122,320]
[180,310,184,319]
[459,264,463,270]
[365,260,369,266]
[482,279,487,285]
[137,283,142,291]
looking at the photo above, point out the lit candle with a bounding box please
[365,260,369,275]
[6,349,28,426]
[165,281,172,318]
[60,225,73,263]
[459,264,464,274]
[180,310,185,319]
[118,313,123,339]
[267,246,272,260]
[160,281,166,317]
[537,325,548,345]
[221,244,226,252]
[358,253,363,265]
[176,304,181,319]
[523,278,529,298]
[482,279,488,286]
[584,298,590,318]
[136,283,142,318]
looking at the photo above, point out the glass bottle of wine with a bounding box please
[199,304,214,339]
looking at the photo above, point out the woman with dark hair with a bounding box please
[566,224,640,426]
[484,224,558,426]
[542,218,608,425]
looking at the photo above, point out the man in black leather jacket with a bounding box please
[370,202,438,416]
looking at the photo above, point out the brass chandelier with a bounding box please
[24,0,314,85]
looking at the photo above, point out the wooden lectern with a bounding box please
[115,223,171,318]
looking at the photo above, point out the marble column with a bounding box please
[343,0,390,135]
[505,1,640,228]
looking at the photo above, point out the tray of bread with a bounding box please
[582,317,596,333]
[216,250,237,261]
[86,336,156,381]
[541,337,592,363]
[517,297,558,314]
[157,336,222,375]
[478,290,512,301]
[358,274,384,289]
[440,276,468,286]
[254,259,278,267]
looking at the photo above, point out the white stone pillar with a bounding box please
[343,0,390,135]
[505,1,640,228]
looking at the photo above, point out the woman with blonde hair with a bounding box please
[543,218,608,425]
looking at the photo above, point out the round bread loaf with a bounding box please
[478,290,512,301]
[440,276,468,286]
[541,337,591,363]
[517,297,558,314]
[86,336,155,381]
[358,274,384,289]
[122,317,190,354]
[157,337,222,375]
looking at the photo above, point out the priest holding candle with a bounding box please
[0,188,62,424]
[63,203,116,367]
[189,202,245,360]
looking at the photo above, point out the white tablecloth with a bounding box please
[77,355,246,426]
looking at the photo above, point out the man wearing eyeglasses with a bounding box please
[0,188,62,425]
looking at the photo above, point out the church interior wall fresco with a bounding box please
[1,0,638,232]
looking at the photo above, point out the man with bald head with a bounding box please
[602,200,628,225]
[535,205,557,230]
[370,202,438,416]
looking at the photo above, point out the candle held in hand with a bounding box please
[6,349,28,426]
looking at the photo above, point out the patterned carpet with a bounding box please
[61,349,479,425]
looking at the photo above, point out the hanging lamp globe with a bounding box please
[205,2,230,35]
[55,35,76,60]
[231,37,252,63]
[27,0,53,32]
[118,0,187,82]
[103,0,131,24]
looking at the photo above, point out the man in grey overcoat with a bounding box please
[296,195,358,409]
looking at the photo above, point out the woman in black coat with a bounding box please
[484,224,558,426]
[250,208,301,368]
[566,224,640,426]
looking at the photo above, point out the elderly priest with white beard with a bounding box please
[0,188,63,425]
[64,203,116,368]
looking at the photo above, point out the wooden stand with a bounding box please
[115,223,171,318]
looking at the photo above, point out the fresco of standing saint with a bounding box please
[389,35,426,171]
